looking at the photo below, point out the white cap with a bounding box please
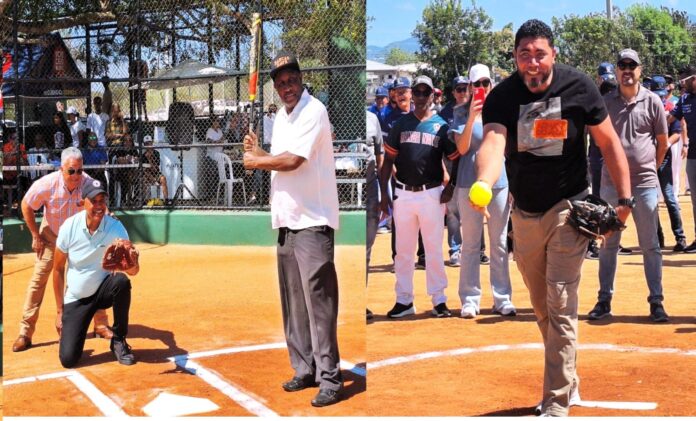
[143,135,153,143]
[66,106,78,115]
[468,64,491,83]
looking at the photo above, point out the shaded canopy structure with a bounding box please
[134,60,241,90]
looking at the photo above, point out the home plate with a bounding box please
[576,400,657,410]
[143,392,220,416]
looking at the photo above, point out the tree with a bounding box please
[385,47,415,65]
[412,0,493,90]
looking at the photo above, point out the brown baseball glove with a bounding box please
[102,239,139,271]
[566,194,626,240]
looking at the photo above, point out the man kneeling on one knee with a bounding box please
[52,180,139,368]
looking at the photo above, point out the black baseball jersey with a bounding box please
[384,112,459,186]
[483,64,607,213]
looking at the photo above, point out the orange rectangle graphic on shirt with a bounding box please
[532,119,568,139]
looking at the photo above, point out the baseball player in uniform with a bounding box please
[380,75,459,319]
[368,86,389,116]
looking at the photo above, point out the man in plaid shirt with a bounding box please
[12,147,113,352]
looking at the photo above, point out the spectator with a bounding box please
[66,106,85,148]
[51,112,71,160]
[205,117,224,158]
[87,96,109,147]
[451,63,516,319]
[368,86,388,116]
[140,135,169,203]
[27,133,51,181]
[82,132,108,188]
[589,48,670,323]
[2,130,28,200]
[101,76,113,116]
[111,134,138,207]
[105,103,128,147]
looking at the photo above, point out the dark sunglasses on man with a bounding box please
[65,168,84,175]
[472,79,491,88]
[412,89,432,98]
[617,61,639,71]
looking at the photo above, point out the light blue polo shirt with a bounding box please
[56,211,129,304]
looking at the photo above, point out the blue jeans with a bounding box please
[456,186,512,311]
[687,159,696,238]
[598,185,663,304]
[657,152,685,241]
[446,188,462,256]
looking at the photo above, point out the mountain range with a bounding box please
[367,37,420,63]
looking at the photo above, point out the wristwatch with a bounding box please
[617,197,636,208]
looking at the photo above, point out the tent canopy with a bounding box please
[1,32,88,100]
[134,60,241,90]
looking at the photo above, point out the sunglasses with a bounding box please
[65,168,83,175]
[455,86,468,93]
[472,79,491,88]
[617,61,639,71]
[412,89,432,97]
[679,75,695,85]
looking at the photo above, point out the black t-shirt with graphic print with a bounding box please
[483,63,608,213]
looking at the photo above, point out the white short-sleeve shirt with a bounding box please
[270,89,339,230]
[87,112,110,147]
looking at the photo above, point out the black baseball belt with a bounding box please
[394,181,441,192]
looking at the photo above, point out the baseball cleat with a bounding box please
[387,302,415,318]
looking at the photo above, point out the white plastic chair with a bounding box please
[212,152,246,206]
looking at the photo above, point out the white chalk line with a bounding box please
[4,342,365,417]
[3,370,127,417]
[174,357,278,417]
[368,342,696,370]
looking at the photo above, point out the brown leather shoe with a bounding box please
[13,335,32,352]
[94,326,114,339]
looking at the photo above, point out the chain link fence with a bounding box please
[1,0,367,216]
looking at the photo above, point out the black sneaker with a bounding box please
[431,302,452,318]
[618,246,632,255]
[586,243,599,260]
[387,302,415,318]
[366,308,373,320]
[415,258,426,269]
[480,253,490,265]
[588,301,612,320]
[650,303,669,323]
[311,388,342,407]
[683,240,696,254]
[673,238,688,252]
[282,375,318,392]
[110,338,136,365]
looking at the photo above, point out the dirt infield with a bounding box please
[367,195,696,416]
[3,244,365,416]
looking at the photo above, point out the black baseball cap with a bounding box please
[270,51,301,80]
[82,179,108,200]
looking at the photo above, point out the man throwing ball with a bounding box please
[472,20,631,416]
[53,180,139,368]
[243,51,343,407]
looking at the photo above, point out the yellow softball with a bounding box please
[469,181,493,207]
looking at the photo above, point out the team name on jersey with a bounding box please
[400,130,440,148]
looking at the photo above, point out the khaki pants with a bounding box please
[511,195,588,417]
[19,218,109,339]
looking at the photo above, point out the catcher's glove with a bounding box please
[566,194,626,241]
[102,239,139,271]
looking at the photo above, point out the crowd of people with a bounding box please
[366,18,696,416]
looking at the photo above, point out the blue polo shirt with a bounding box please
[56,211,129,304]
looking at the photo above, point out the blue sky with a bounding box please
[367,0,696,46]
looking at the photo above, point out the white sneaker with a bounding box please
[534,387,581,415]
[448,251,461,267]
[460,306,478,319]
[493,303,517,317]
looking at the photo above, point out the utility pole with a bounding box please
[606,0,613,20]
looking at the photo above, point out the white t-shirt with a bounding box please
[270,90,339,230]
[70,120,86,147]
[263,114,275,145]
[87,112,110,147]
[205,127,224,157]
